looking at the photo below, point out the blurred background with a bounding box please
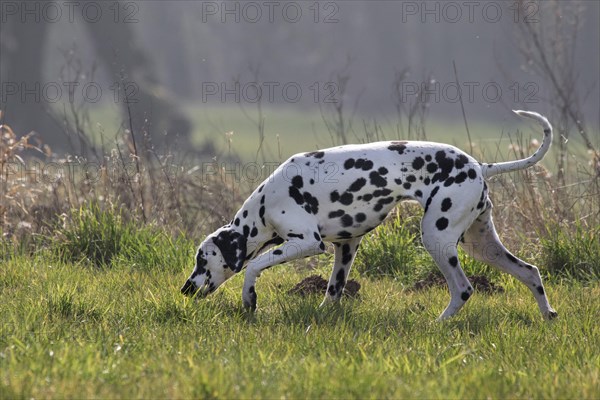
[2,0,598,161]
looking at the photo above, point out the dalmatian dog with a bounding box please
[181,110,558,321]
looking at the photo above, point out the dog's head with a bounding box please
[180,226,247,298]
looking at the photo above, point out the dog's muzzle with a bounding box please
[181,279,214,297]
[180,280,198,296]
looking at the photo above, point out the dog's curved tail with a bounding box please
[482,110,553,178]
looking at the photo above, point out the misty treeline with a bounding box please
[0,0,598,152]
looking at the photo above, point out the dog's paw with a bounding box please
[242,286,257,312]
[545,309,558,320]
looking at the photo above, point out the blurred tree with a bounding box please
[0,0,191,155]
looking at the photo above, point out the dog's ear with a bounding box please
[213,229,247,273]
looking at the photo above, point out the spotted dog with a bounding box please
[181,110,557,321]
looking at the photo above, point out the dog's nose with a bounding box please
[180,280,197,296]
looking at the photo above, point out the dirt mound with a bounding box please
[288,275,361,297]
[411,272,504,294]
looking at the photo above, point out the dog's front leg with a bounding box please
[242,238,326,310]
[320,237,362,307]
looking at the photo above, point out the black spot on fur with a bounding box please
[243,210,248,218]
[454,171,468,184]
[449,256,458,267]
[388,142,408,154]
[436,217,449,231]
[329,209,345,218]
[195,252,208,274]
[344,158,355,169]
[341,244,352,264]
[362,193,373,202]
[441,198,453,212]
[468,168,477,180]
[369,171,387,188]
[403,182,412,190]
[292,175,304,188]
[455,154,469,169]
[424,186,440,213]
[378,167,389,175]
[537,286,545,295]
[426,163,438,173]
[373,188,392,197]
[273,249,283,255]
[461,291,471,301]
[415,190,423,198]
[433,150,454,182]
[255,236,284,255]
[412,157,425,170]
[337,231,353,239]
[444,177,455,187]
[506,252,518,264]
[362,160,374,170]
[288,233,305,239]
[213,229,247,272]
[374,196,394,212]
[234,218,240,226]
[341,214,354,227]
[407,175,417,183]
[355,213,366,223]
[335,268,346,292]
[348,178,367,192]
[330,191,340,202]
[355,158,374,171]
[250,227,258,237]
[328,284,336,296]
[340,192,354,205]
[305,151,325,158]
[289,186,304,205]
[243,225,250,237]
[302,192,320,214]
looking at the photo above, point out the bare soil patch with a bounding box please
[288,275,361,297]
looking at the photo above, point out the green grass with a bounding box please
[3,204,595,397]
[2,251,599,398]
[51,204,192,270]
[540,221,600,281]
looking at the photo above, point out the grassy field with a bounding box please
[1,102,598,398]
[2,253,600,399]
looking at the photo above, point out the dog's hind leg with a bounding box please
[320,237,363,306]
[421,206,478,321]
[460,202,557,320]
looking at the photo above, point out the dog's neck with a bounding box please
[230,204,276,261]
